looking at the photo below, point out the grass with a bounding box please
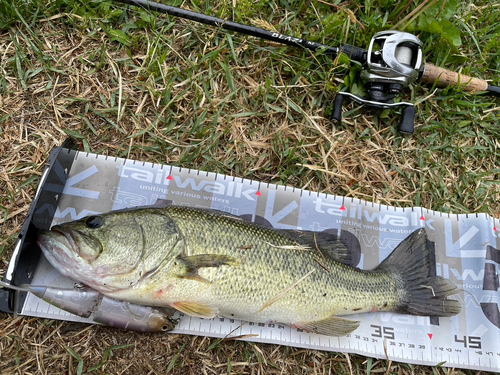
[1,0,499,373]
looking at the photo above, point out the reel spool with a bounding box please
[332,31,424,134]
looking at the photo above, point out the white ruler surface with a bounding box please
[18,150,500,372]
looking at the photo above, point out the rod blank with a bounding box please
[112,0,500,96]
[113,0,368,62]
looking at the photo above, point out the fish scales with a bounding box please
[38,205,461,336]
[151,207,400,319]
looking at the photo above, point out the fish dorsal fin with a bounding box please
[293,315,360,336]
[153,199,173,207]
[282,230,352,265]
[171,301,218,318]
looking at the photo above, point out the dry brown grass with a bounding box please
[0,313,483,375]
[1,0,499,374]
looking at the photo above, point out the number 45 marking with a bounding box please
[454,335,482,349]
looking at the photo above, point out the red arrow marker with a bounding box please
[420,215,425,221]
[255,191,261,196]
[428,333,433,340]
[340,205,346,211]
[166,175,173,181]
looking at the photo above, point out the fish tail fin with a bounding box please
[378,229,461,317]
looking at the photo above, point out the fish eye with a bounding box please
[85,216,103,229]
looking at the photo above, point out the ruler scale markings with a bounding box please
[11,150,500,372]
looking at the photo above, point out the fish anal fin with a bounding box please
[171,301,218,318]
[292,316,360,336]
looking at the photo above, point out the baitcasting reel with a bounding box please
[331,31,424,134]
[108,0,500,134]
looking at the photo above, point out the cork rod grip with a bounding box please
[421,63,488,92]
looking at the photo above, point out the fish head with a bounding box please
[37,208,181,293]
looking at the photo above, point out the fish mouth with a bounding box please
[38,226,75,254]
[37,226,92,277]
[37,226,135,292]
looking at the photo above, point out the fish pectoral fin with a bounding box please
[171,301,218,319]
[177,254,239,283]
[293,316,360,336]
[178,254,239,268]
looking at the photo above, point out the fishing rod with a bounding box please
[112,0,500,134]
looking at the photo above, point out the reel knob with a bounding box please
[398,105,416,134]
[331,93,345,123]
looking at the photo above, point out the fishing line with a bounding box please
[0,280,29,292]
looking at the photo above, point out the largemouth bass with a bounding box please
[37,205,460,336]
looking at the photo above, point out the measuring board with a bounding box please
[2,143,500,372]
